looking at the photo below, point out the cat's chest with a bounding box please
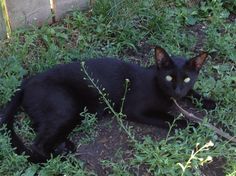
[126,79,172,112]
[140,90,172,111]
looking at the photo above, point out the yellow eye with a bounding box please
[165,75,173,82]
[184,77,191,83]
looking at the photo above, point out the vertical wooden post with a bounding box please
[0,1,7,39]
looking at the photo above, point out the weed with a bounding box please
[72,108,98,144]
[177,141,214,176]
[37,155,95,176]
[0,126,29,175]
[102,150,133,176]
[81,62,135,142]
[0,57,26,105]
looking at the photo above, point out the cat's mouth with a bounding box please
[170,92,186,100]
[172,95,182,100]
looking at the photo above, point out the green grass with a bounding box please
[0,0,236,175]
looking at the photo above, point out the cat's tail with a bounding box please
[0,88,33,160]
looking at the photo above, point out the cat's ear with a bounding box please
[186,52,208,71]
[155,46,173,69]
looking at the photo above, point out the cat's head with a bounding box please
[154,46,208,99]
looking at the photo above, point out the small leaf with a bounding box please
[21,165,38,176]
[186,16,197,25]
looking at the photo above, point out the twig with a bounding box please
[171,98,236,143]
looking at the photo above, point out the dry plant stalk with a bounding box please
[171,98,236,143]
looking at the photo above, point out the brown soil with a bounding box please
[76,117,166,175]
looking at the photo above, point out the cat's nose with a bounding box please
[174,86,182,98]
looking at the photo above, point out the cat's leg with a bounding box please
[31,114,79,162]
[54,139,76,155]
[23,87,81,163]
[186,89,216,110]
[29,104,81,163]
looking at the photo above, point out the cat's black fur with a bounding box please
[0,46,216,163]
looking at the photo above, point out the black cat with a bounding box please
[0,46,215,163]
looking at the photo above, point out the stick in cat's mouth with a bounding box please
[171,97,236,143]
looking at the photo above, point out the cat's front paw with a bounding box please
[54,140,76,155]
[202,98,216,110]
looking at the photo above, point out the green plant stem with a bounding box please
[165,115,182,143]
[81,62,136,142]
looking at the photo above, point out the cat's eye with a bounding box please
[165,75,173,82]
[184,77,191,83]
